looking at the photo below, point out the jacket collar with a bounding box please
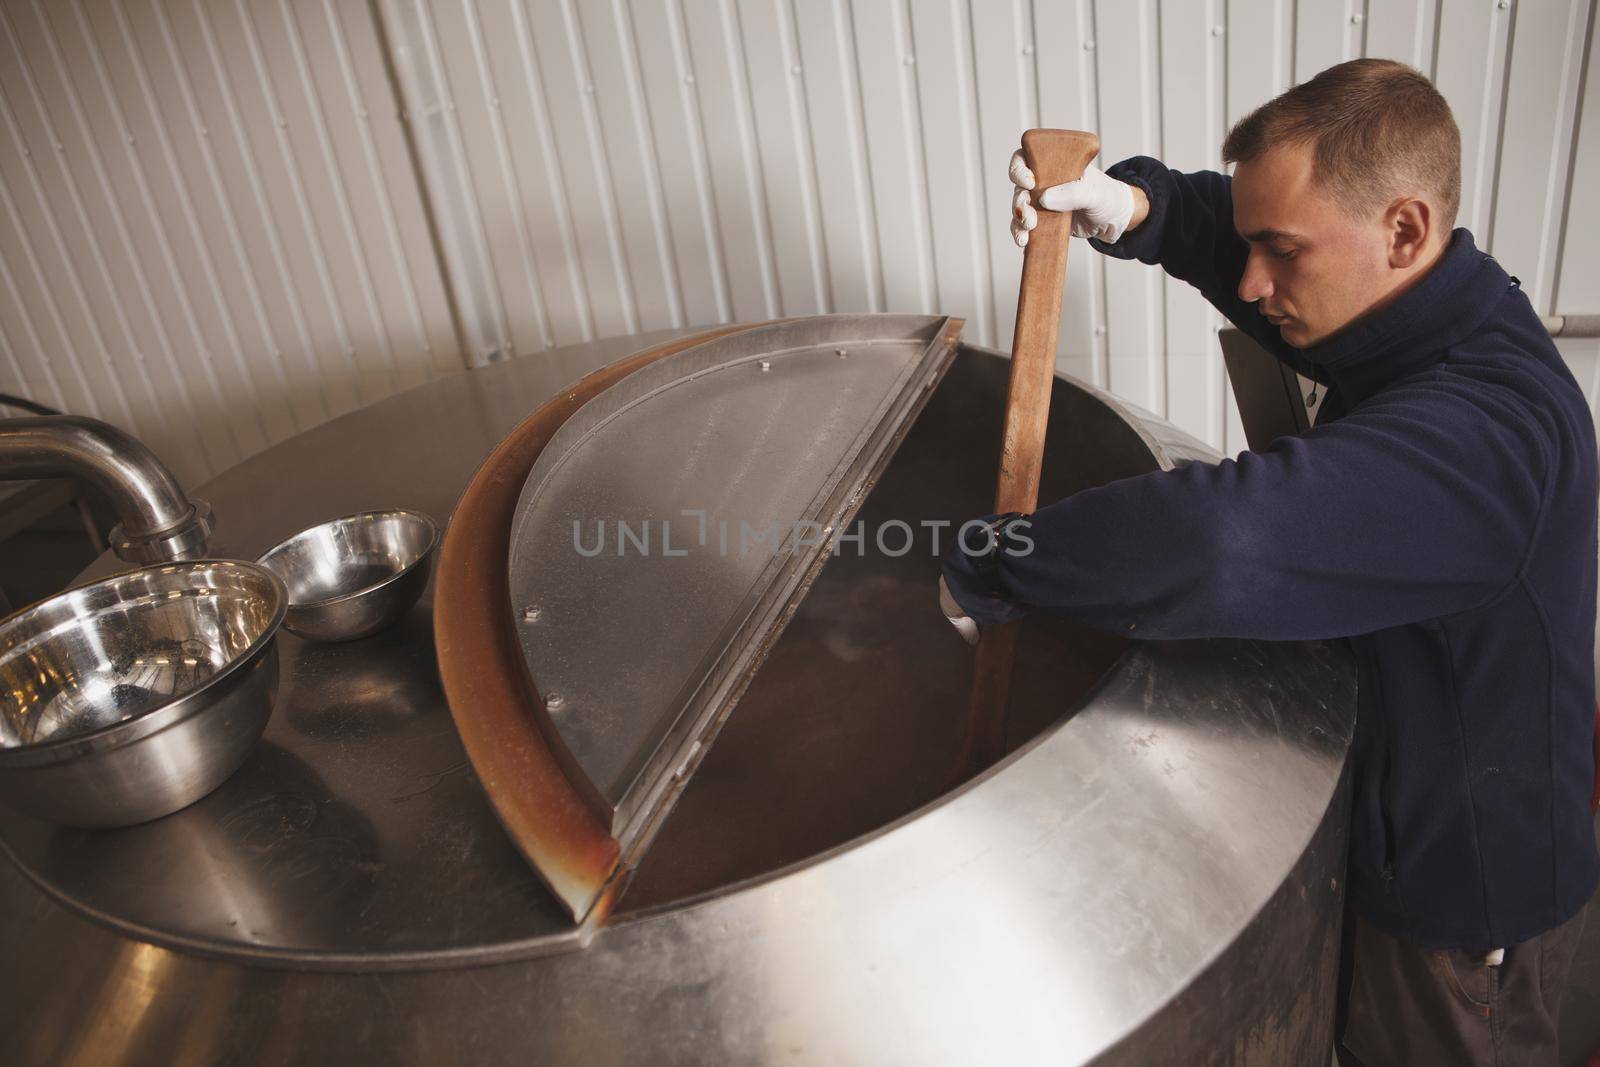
[1295,229,1511,406]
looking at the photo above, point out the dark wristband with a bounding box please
[961,512,1027,597]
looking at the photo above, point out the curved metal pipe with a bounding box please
[0,416,211,563]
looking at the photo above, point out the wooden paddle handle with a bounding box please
[958,129,1100,777]
[996,128,1101,514]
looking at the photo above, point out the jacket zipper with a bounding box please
[1377,724,1405,917]
[1361,640,1402,892]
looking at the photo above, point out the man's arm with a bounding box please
[1123,181,1152,233]
[943,373,1546,640]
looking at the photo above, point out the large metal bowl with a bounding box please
[0,560,287,828]
[257,509,439,642]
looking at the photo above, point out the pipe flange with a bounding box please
[110,500,214,563]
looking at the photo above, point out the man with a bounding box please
[939,59,1597,1065]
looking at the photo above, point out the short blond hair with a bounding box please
[1223,59,1462,232]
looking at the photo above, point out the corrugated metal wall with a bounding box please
[1,0,1597,484]
[0,0,457,487]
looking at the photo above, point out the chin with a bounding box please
[1277,320,1331,348]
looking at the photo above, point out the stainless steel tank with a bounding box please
[0,318,1354,1065]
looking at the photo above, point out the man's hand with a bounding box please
[938,575,981,645]
[938,525,1029,642]
[1008,151,1145,248]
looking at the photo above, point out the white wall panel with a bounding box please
[527,0,640,336]
[969,0,1034,349]
[419,0,552,354]
[0,2,190,456]
[1158,0,1227,447]
[628,0,733,326]
[1,0,1596,486]
[1489,0,1590,313]
[1094,0,1164,419]
[1034,0,1106,391]
[793,0,882,313]
[1220,0,1292,453]
[907,0,993,341]
[1294,0,1362,88]
[1364,0,1438,70]
[0,0,454,487]
[680,0,781,322]
[1558,1,1600,319]
[1553,2,1600,417]
[737,0,829,317]
[850,0,936,316]
[1434,0,1512,237]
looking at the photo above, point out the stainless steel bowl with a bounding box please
[257,509,439,642]
[0,560,287,828]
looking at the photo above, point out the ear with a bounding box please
[1386,197,1433,268]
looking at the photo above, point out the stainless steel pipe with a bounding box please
[0,416,211,563]
[1544,314,1600,339]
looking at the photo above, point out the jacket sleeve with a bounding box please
[976,374,1547,640]
[1089,155,1326,385]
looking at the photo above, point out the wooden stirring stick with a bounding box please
[956,128,1101,777]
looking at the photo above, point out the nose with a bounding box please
[1238,249,1274,305]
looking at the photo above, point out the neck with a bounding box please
[1362,236,1450,322]
[1303,229,1506,407]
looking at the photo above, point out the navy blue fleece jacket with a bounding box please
[945,156,1600,951]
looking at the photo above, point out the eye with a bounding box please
[1270,246,1298,261]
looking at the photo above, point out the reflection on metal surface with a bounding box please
[0,637,1353,1065]
[0,630,570,966]
[258,509,440,642]
[282,612,441,741]
[57,940,175,1067]
[0,415,213,562]
[507,314,961,864]
[0,328,1358,1064]
[11,743,383,952]
[0,562,280,748]
[0,561,286,827]
[24,640,216,747]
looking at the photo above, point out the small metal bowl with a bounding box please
[257,509,439,643]
[0,560,287,828]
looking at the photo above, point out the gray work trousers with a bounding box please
[1335,903,1589,1066]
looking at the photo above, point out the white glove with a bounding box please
[938,575,980,646]
[1009,152,1135,248]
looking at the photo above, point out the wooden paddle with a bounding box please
[955,128,1101,777]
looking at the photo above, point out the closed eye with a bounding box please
[1239,227,1306,258]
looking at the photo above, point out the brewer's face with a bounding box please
[1230,141,1398,348]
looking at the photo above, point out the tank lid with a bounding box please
[499,315,962,921]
